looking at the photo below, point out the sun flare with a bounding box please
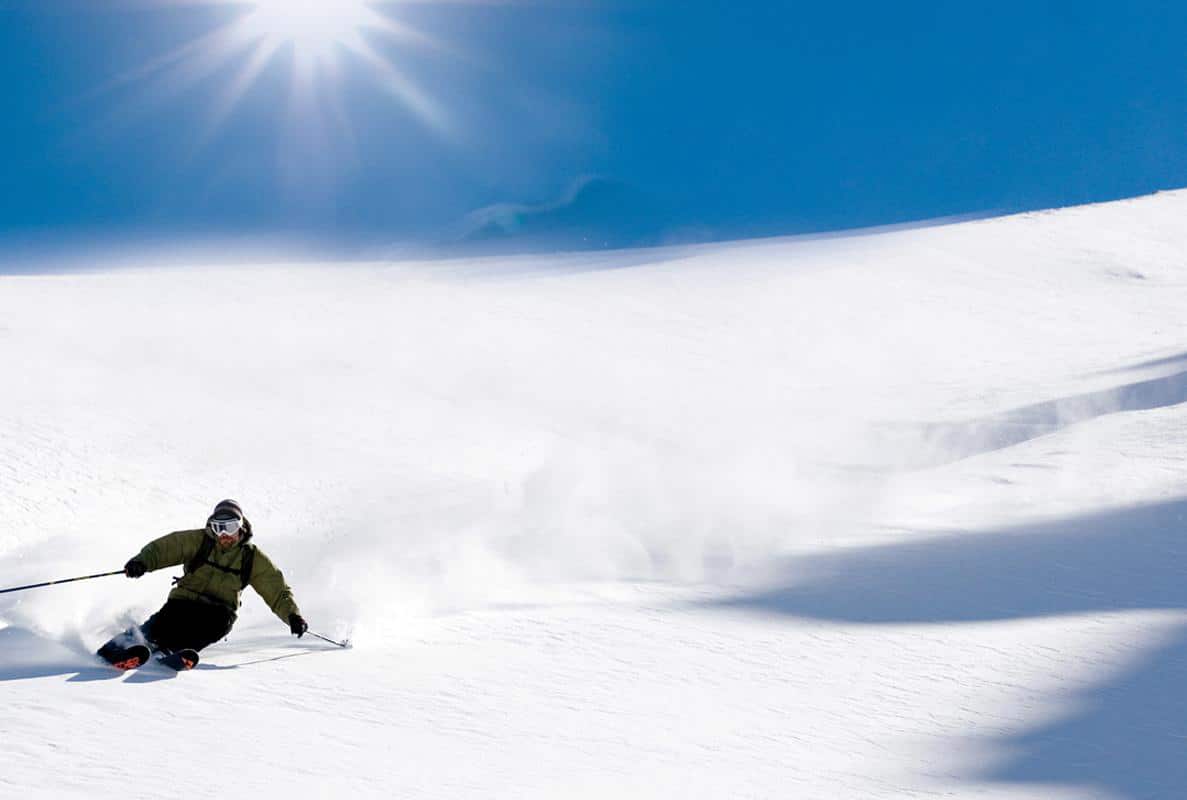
[236,0,386,56]
[112,0,449,149]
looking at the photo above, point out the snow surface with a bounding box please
[3,191,1187,798]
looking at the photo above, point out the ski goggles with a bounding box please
[208,516,243,537]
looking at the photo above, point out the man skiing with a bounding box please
[97,499,308,671]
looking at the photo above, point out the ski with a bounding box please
[156,648,200,671]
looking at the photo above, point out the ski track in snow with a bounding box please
[2,191,1187,798]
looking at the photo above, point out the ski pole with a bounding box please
[0,569,125,596]
[308,630,351,648]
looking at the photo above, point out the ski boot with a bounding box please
[97,641,152,671]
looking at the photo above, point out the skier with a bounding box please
[97,499,308,671]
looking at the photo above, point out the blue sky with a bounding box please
[2,1,1185,249]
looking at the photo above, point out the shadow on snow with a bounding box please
[709,497,1187,799]
[1102,350,1187,376]
[0,626,338,683]
[0,627,118,683]
[873,366,1187,470]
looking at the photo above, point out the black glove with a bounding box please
[124,558,147,578]
[289,613,308,638]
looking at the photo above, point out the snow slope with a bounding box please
[2,190,1187,798]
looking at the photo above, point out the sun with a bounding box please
[108,0,449,142]
[235,0,387,57]
[215,0,443,126]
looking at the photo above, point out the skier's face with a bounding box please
[209,515,243,549]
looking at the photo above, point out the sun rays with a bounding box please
[115,0,449,145]
[234,0,387,56]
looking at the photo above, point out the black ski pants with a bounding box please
[141,598,235,653]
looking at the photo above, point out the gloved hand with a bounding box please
[124,558,147,578]
[289,613,308,638]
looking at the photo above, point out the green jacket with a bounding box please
[134,529,301,623]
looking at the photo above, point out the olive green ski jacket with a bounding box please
[133,529,301,623]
